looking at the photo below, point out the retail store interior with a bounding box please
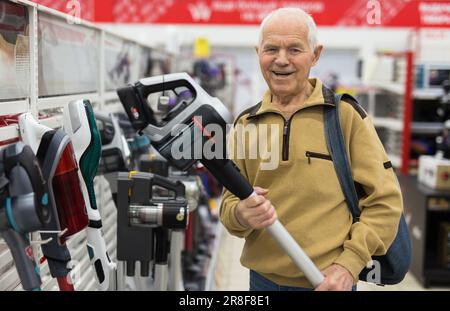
[1,0,450,291]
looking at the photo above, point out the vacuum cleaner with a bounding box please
[95,112,131,210]
[0,142,49,290]
[95,112,131,174]
[63,100,116,291]
[117,171,188,290]
[19,113,88,291]
[117,72,324,287]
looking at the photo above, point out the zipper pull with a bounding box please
[283,122,288,136]
[306,151,311,164]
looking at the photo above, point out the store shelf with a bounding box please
[369,81,404,95]
[412,122,444,134]
[362,52,415,174]
[0,243,13,272]
[0,0,174,292]
[0,100,28,116]
[400,175,450,287]
[0,125,20,142]
[104,91,119,102]
[103,101,125,113]
[0,266,20,291]
[205,198,223,291]
[0,240,20,290]
[388,154,401,167]
[424,267,450,280]
[39,115,63,129]
[205,221,224,291]
[373,117,403,131]
[414,88,444,100]
[37,93,100,110]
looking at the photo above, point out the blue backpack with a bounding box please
[323,93,412,285]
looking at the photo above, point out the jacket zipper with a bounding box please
[305,151,332,164]
[282,119,293,161]
[248,102,335,162]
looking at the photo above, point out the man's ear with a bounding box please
[312,45,323,66]
[254,46,259,54]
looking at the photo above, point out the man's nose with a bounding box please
[274,50,289,66]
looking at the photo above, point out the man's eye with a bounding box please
[290,48,302,54]
[265,48,277,53]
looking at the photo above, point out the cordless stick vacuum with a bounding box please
[95,112,131,174]
[117,172,188,291]
[169,176,201,291]
[19,113,88,291]
[95,112,131,203]
[435,81,450,159]
[118,72,324,287]
[95,112,138,291]
[139,151,201,291]
[0,142,50,291]
[63,100,116,291]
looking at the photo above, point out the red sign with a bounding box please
[30,0,450,28]
[30,0,95,21]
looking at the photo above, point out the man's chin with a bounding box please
[270,87,294,97]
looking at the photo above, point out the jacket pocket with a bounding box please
[305,151,332,164]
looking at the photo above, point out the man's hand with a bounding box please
[235,187,277,230]
[314,264,354,291]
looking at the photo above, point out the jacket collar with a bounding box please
[247,78,335,119]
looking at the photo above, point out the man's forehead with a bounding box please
[261,16,308,43]
[261,26,309,45]
[261,34,306,46]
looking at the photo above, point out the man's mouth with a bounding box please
[272,71,294,77]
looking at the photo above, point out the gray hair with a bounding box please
[258,8,318,50]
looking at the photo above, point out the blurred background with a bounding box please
[1,0,450,291]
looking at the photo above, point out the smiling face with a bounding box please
[258,14,322,101]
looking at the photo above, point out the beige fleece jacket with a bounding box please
[220,78,403,288]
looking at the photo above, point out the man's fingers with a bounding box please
[251,200,272,216]
[250,206,277,229]
[245,194,265,207]
[241,187,268,211]
[255,204,275,221]
[237,188,276,230]
[261,211,278,227]
[314,280,329,291]
[254,187,268,195]
[314,276,353,291]
[314,277,339,291]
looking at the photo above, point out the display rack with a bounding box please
[399,175,450,287]
[357,51,414,174]
[358,49,450,175]
[0,0,173,291]
[176,50,237,115]
[0,0,173,142]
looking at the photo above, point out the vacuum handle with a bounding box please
[151,174,185,199]
[6,144,46,197]
[3,143,49,225]
[2,230,41,291]
[138,73,196,98]
[118,73,198,132]
[248,191,325,288]
[86,228,116,291]
[154,227,170,264]
[202,158,324,287]
[201,159,253,199]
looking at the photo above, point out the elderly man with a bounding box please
[220,8,403,291]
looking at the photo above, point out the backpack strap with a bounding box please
[323,94,361,222]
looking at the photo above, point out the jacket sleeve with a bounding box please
[333,104,403,281]
[219,119,254,238]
